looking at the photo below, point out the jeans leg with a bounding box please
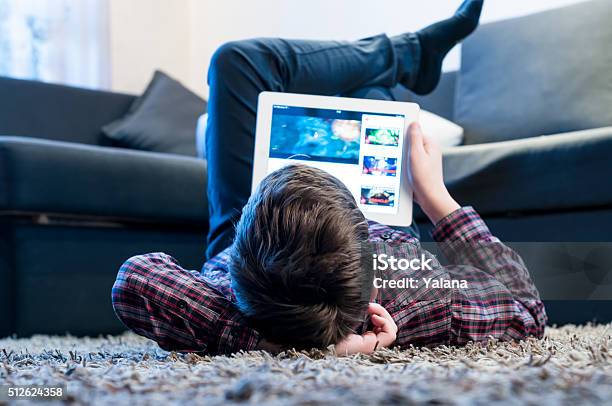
[206,34,421,258]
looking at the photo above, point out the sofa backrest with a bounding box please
[455,0,612,145]
[392,71,457,121]
[0,76,135,146]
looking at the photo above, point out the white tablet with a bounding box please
[252,92,419,226]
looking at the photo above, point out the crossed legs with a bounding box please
[204,35,420,258]
[205,1,484,258]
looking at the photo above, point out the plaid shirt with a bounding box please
[112,207,546,354]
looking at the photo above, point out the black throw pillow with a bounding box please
[102,70,206,156]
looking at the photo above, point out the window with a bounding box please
[0,0,110,89]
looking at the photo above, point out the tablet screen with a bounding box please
[267,105,406,215]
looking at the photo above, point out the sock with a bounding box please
[408,0,483,95]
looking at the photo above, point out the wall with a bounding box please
[108,0,191,94]
[110,0,587,97]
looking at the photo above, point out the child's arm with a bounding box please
[408,123,546,341]
[431,207,547,342]
[112,253,260,354]
[432,207,543,307]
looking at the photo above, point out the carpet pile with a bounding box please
[1,324,611,405]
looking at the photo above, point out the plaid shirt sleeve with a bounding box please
[112,253,260,354]
[431,207,547,344]
[371,207,546,347]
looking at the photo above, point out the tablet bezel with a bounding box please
[252,91,419,226]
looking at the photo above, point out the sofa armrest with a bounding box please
[0,136,207,224]
[441,127,612,216]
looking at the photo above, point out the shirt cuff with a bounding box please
[431,206,493,244]
[212,306,261,355]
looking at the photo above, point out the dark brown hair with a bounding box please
[229,164,369,348]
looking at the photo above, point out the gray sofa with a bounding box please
[402,72,612,323]
[397,0,612,322]
[0,77,209,337]
[1,0,611,337]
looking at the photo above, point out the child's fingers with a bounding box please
[335,333,377,356]
[371,316,395,347]
[377,331,396,347]
[409,122,425,155]
[371,314,386,327]
[362,332,378,353]
[369,304,398,347]
[371,314,392,333]
[422,131,440,155]
[368,303,394,323]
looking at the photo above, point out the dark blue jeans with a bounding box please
[205,34,421,259]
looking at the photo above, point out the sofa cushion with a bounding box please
[0,76,135,146]
[103,71,206,156]
[419,110,463,148]
[455,0,612,144]
[440,127,612,216]
[0,136,208,224]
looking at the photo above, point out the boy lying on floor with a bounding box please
[112,0,547,355]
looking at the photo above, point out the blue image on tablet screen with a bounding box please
[270,106,362,164]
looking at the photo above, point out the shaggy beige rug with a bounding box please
[1,324,611,405]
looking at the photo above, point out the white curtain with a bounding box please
[0,0,110,89]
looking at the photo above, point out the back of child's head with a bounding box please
[229,164,369,348]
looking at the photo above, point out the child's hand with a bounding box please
[335,303,398,356]
[408,122,460,224]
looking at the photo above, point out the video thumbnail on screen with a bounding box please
[270,115,361,164]
[364,128,400,147]
[362,156,397,177]
[360,187,396,207]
